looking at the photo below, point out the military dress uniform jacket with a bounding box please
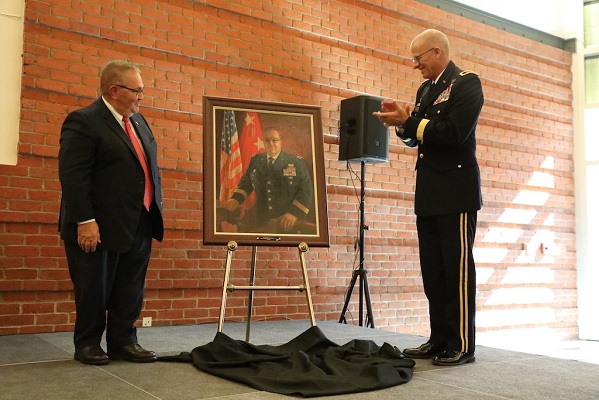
[231,151,313,225]
[398,61,484,217]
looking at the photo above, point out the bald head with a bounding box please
[410,29,451,80]
[411,29,450,55]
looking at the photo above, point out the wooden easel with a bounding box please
[217,241,316,342]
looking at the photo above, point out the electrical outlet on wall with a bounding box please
[142,317,152,327]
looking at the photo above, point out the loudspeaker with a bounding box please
[339,95,389,163]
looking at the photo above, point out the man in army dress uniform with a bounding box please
[223,127,314,233]
[374,29,484,366]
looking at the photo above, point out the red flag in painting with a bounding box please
[239,112,266,173]
[219,110,242,204]
[237,112,265,211]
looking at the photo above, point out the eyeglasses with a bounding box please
[264,138,281,143]
[115,84,144,96]
[411,47,435,64]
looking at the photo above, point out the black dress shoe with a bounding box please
[403,342,445,359]
[74,345,109,365]
[432,349,475,366]
[109,344,157,363]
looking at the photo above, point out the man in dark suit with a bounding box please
[374,29,484,366]
[223,127,314,233]
[58,60,164,365]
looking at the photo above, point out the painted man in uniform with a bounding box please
[223,127,314,233]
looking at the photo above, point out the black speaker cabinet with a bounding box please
[339,95,389,163]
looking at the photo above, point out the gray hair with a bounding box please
[100,60,141,95]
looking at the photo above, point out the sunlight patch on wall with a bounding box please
[515,250,538,263]
[497,208,537,224]
[486,287,554,305]
[512,190,551,206]
[540,156,555,169]
[501,267,555,284]
[474,146,568,340]
[473,247,510,264]
[476,268,494,285]
[529,229,556,253]
[482,227,523,243]
[543,213,555,226]
[477,308,555,327]
[527,171,555,188]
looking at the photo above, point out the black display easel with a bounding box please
[339,161,375,328]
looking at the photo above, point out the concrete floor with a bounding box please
[2,320,599,399]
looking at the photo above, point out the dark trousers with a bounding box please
[417,211,477,354]
[65,208,152,350]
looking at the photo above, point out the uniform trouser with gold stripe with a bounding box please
[416,211,477,354]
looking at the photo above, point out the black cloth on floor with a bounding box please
[158,325,415,397]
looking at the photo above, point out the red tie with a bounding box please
[123,116,152,211]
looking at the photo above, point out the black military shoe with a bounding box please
[402,342,445,359]
[432,349,475,366]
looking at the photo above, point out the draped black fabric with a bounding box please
[159,326,415,397]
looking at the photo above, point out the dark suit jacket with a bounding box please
[398,61,484,217]
[58,97,164,252]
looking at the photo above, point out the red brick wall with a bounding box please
[0,0,576,339]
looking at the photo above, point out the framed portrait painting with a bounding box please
[202,96,329,247]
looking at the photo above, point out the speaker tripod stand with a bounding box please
[339,161,375,328]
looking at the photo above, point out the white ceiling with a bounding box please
[454,0,582,39]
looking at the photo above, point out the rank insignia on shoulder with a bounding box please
[459,70,478,76]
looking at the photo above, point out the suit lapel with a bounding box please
[97,99,132,147]
[95,98,153,165]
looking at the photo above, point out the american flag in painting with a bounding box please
[219,110,242,203]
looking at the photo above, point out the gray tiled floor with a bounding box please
[1,320,599,399]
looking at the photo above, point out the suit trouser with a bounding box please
[417,211,477,354]
[65,208,152,350]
